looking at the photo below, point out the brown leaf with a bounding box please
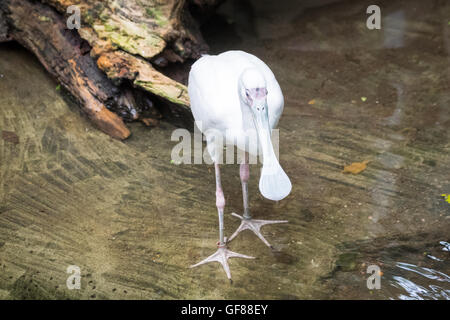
[141,118,160,127]
[2,130,19,144]
[342,160,370,174]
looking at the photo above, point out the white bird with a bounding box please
[188,50,291,279]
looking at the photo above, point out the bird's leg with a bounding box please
[241,153,251,220]
[216,163,226,246]
[228,153,288,248]
[190,163,254,280]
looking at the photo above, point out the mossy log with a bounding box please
[0,0,211,139]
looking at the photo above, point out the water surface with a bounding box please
[0,0,449,299]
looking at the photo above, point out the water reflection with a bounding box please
[440,241,450,252]
[392,276,449,300]
[383,10,406,49]
[392,261,450,300]
[329,235,450,300]
[396,262,450,282]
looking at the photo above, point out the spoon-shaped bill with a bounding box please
[251,103,292,201]
[259,160,292,201]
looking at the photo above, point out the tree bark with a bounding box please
[0,0,211,139]
[0,9,11,42]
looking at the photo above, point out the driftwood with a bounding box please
[0,0,212,139]
[0,9,10,42]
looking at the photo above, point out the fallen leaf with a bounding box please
[361,96,367,102]
[308,99,316,105]
[1,130,19,144]
[342,160,370,174]
[141,118,159,127]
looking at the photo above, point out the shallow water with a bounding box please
[0,0,449,299]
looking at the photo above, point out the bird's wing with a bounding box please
[188,55,243,134]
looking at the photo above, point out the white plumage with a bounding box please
[188,50,291,201]
[188,50,291,279]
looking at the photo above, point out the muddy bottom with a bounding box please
[0,0,449,299]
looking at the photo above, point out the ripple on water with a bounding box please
[391,261,450,300]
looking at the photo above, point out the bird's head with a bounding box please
[239,68,268,113]
[238,68,270,158]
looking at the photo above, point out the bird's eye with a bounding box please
[245,90,250,98]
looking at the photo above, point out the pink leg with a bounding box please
[215,163,226,245]
[240,153,251,219]
[190,163,254,280]
[228,152,288,248]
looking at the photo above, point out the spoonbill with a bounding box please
[188,50,291,279]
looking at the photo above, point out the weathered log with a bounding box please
[0,0,210,138]
[40,0,207,107]
[0,9,10,42]
[1,0,131,139]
